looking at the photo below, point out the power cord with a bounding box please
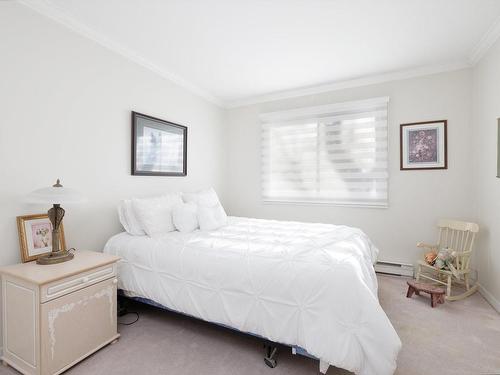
[118,311,139,325]
[117,297,140,326]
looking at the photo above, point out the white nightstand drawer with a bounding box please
[41,263,116,303]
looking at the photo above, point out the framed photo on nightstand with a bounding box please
[16,213,66,263]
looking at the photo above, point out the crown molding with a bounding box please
[469,15,500,65]
[18,0,224,107]
[225,61,471,108]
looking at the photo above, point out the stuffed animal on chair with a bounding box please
[424,251,437,265]
[434,247,459,278]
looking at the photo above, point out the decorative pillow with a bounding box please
[183,188,227,231]
[172,202,199,233]
[118,200,145,236]
[197,204,227,231]
[132,193,182,237]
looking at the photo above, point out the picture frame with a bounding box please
[16,214,66,263]
[400,120,447,170]
[131,111,187,176]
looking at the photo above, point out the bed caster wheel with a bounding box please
[264,357,277,368]
[264,344,278,368]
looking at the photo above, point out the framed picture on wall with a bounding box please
[400,120,447,170]
[131,111,187,176]
[17,214,66,263]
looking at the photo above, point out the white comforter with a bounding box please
[104,217,401,374]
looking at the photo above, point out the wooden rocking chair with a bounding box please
[416,219,479,301]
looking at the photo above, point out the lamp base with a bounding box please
[36,250,74,265]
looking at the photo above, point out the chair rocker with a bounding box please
[415,219,479,301]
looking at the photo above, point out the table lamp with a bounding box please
[26,179,84,265]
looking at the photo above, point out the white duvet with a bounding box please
[104,217,401,374]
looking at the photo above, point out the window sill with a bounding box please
[262,199,388,209]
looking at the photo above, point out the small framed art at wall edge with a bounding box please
[131,111,187,176]
[400,120,447,170]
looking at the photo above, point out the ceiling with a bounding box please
[20,0,500,107]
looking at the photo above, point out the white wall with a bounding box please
[225,69,473,264]
[472,37,500,307]
[0,3,226,266]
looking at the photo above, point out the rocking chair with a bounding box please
[416,219,479,301]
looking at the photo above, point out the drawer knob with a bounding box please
[112,278,118,284]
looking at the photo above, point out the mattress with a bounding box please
[104,216,401,375]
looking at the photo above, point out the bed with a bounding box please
[104,216,401,375]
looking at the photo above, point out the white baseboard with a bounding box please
[375,261,414,277]
[478,283,500,313]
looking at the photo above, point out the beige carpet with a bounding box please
[1,274,499,375]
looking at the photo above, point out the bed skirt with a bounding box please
[119,289,319,360]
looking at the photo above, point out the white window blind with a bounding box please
[261,97,389,207]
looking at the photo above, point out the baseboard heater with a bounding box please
[375,261,414,277]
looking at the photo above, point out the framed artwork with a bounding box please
[131,111,187,176]
[16,214,66,263]
[400,120,447,170]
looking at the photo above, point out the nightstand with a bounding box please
[0,250,120,375]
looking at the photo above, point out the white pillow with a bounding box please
[118,200,145,236]
[183,188,227,231]
[117,201,131,233]
[172,202,199,233]
[198,204,227,231]
[132,193,182,237]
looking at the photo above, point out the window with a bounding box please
[261,97,389,207]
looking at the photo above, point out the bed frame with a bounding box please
[118,290,330,372]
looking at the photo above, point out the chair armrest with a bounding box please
[416,242,438,250]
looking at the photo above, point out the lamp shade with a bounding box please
[26,179,85,205]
